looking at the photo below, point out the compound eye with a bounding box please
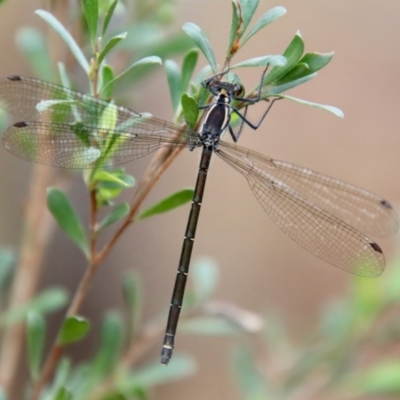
[234,84,244,97]
[207,80,220,94]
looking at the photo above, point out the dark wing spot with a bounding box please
[13,122,28,128]
[370,241,383,254]
[7,75,22,81]
[380,199,393,209]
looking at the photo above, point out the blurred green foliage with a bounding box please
[0,0,396,399]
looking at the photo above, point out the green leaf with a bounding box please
[263,31,304,85]
[192,258,218,306]
[82,0,99,48]
[30,288,69,314]
[232,345,270,399]
[57,316,90,345]
[382,258,400,304]
[103,55,162,93]
[0,248,15,294]
[35,10,89,74]
[47,187,89,257]
[123,355,196,389]
[352,360,400,395]
[54,388,72,400]
[180,317,242,336]
[26,312,45,381]
[271,63,310,86]
[182,22,217,73]
[181,93,198,128]
[51,358,71,398]
[102,0,118,36]
[98,203,130,231]
[92,311,123,378]
[122,271,143,336]
[0,288,69,326]
[57,62,72,90]
[227,0,241,56]
[15,27,54,81]
[94,170,135,205]
[351,276,383,319]
[165,59,181,113]
[264,73,316,96]
[240,0,260,36]
[241,6,287,47]
[100,64,115,100]
[0,389,7,400]
[231,55,287,69]
[299,52,334,73]
[93,170,134,186]
[320,299,353,342]
[280,94,344,118]
[181,49,199,94]
[98,32,127,65]
[138,188,194,220]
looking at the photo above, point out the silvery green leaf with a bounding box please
[280,94,344,118]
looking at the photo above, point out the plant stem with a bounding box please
[0,166,57,397]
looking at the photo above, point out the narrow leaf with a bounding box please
[241,6,287,47]
[0,248,15,294]
[182,23,217,73]
[98,32,127,65]
[181,93,199,128]
[26,312,45,381]
[103,56,162,93]
[232,346,271,399]
[100,64,115,100]
[47,188,89,257]
[58,62,72,90]
[30,288,69,315]
[240,0,260,36]
[181,49,199,94]
[35,10,89,74]
[98,203,129,231]
[82,0,99,48]
[352,360,400,394]
[280,94,344,118]
[227,0,241,56]
[231,55,287,69]
[54,388,72,400]
[192,258,219,305]
[124,355,196,388]
[263,31,304,85]
[180,317,242,336]
[15,28,54,81]
[299,51,334,73]
[57,316,90,345]
[122,271,143,336]
[102,0,118,36]
[0,288,69,326]
[165,59,181,113]
[264,73,316,96]
[138,188,194,220]
[51,359,71,399]
[274,63,311,85]
[92,311,124,378]
[93,170,133,186]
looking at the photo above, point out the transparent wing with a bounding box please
[217,141,399,277]
[0,75,198,168]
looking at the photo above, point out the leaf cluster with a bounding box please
[0,0,353,399]
[231,257,400,399]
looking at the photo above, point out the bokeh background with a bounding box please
[0,1,399,399]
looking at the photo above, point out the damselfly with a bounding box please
[0,70,398,365]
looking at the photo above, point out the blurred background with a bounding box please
[0,0,399,399]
